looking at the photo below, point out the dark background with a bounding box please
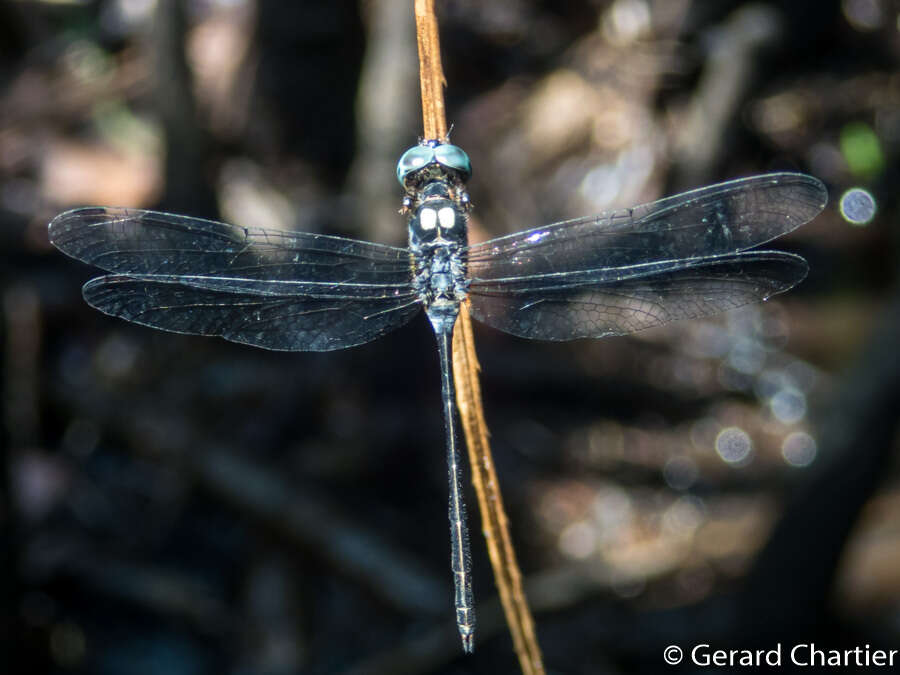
[2,0,899,673]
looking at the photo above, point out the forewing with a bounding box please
[49,207,412,286]
[83,275,422,351]
[468,252,807,341]
[466,173,825,281]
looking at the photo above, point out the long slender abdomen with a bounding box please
[434,326,475,652]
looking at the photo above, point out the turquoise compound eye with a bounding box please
[434,144,472,178]
[397,143,473,185]
[397,145,436,184]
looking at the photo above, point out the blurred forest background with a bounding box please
[1,0,899,673]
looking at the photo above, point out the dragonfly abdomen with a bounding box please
[417,243,468,334]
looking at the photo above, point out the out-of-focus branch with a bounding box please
[671,4,782,189]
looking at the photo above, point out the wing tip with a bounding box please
[48,206,125,243]
[766,172,829,215]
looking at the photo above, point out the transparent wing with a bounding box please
[468,251,808,341]
[82,275,421,351]
[49,207,412,283]
[49,207,420,351]
[466,173,826,278]
[466,173,824,340]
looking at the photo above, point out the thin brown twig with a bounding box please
[414,0,447,140]
[413,1,545,672]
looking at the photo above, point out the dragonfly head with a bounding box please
[397,142,472,193]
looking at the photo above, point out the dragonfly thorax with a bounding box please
[409,181,469,334]
[408,190,467,249]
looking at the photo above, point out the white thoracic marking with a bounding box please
[438,206,456,229]
[420,208,437,230]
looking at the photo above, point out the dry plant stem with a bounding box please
[414,0,447,140]
[414,1,545,672]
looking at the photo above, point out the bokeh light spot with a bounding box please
[559,520,597,559]
[663,456,699,490]
[769,387,807,424]
[782,431,818,467]
[662,496,704,536]
[839,122,885,178]
[715,427,753,465]
[839,188,877,225]
[842,0,884,31]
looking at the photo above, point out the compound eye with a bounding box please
[437,206,456,229]
[433,144,472,179]
[418,207,437,231]
[396,145,436,184]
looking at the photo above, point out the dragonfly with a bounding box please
[48,141,827,652]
